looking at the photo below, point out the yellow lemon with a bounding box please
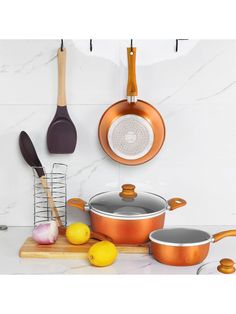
[88,241,118,267]
[66,222,90,245]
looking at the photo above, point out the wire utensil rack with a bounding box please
[33,163,67,226]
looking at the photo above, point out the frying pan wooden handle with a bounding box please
[212,230,236,242]
[168,198,187,211]
[127,47,138,97]
[57,48,67,107]
[67,198,87,211]
[40,176,63,227]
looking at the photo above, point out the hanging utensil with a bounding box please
[149,228,236,266]
[47,40,77,154]
[98,40,165,165]
[19,131,63,227]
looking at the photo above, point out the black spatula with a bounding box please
[47,46,77,154]
[19,131,63,226]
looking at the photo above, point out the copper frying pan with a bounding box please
[98,45,165,165]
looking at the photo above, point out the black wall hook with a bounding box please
[90,39,93,52]
[130,39,133,52]
[175,39,188,52]
[61,39,64,51]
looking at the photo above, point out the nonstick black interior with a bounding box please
[150,228,211,245]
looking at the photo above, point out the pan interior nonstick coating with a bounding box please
[150,228,211,246]
[108,114,154,160]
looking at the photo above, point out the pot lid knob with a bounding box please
[119,184,137,199]
[217,258,235,274]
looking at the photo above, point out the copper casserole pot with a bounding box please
[67,184,186,244]
[149,228,236,266]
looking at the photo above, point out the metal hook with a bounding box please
[175,39,188,52]
[90,39,93,52]
[61,39,64,51]
[130,39,133,52]
[0,225,7,231]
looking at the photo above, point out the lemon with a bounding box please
[66,222,90,245]
[88,241,118,267]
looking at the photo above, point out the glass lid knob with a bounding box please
[217,258,235,274]
[119,184,137,199]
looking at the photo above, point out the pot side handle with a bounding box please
[58,226,113,242]
[67,198,87,211]
[212,230,236,243]
[168,198,187,211]
[90,231,113,242]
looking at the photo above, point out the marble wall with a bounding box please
[1,39,236,226]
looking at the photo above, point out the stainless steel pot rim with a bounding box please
[149,228,213,247]
[90,206,167,220]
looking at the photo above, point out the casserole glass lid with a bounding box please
[149,228,212,246]
[89,184,167,218]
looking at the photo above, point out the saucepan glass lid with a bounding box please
[149,228,212,246]
[89,185,167,218]
[197,258,236,275]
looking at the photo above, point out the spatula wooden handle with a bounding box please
[40,176,63,227]
[57,48,67,107]
[127,47,138,97]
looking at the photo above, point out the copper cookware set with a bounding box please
[68,43,236,267]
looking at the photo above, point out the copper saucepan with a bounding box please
[149,228,236,266]
[67,184,186,244]
[98,45,165,165]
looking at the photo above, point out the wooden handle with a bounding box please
[58,226,112,242]
[67,198,87,211]
[57,48,67,107]
[212,230,236,243]
[127,47,138,97]
[168,198,187,211]
[40,176,63,227]
[90,231,113,242]
[217,258,235,274]
[119,184,137,199]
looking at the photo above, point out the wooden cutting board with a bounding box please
[19,235,150,259]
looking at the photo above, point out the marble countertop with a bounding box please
[0,226,236,275]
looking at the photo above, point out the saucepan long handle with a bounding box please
[168,198,187,211]
[212,230,236,242]
[67,198,88,211]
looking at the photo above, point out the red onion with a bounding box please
[32,221,58,244]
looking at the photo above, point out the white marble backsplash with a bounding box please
[1,39,236,226]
